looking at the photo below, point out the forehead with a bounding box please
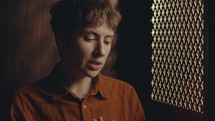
[80,23,115,36]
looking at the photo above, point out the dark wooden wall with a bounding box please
[0,0,59,84]
[0,0,60,119]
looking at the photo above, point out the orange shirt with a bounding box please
[10,64,146,121]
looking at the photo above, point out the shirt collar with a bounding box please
[46,62,69,101]
[92,73,109,99]
[51,82,69,101]
[49,80,69,101]
[48,62,109,101]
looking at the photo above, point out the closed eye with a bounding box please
[84,33,97,42]
[104,41,111,45]
[104,36,114,45]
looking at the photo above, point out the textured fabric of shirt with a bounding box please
[10,63,146,121]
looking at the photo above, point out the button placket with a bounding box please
[81,100,92,121]
[83,104,87,109]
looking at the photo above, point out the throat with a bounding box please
[71,85,91,99]
[66,77,95,99]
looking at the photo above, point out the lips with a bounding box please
[87,61,102,70]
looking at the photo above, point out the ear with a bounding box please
[54,30,68,50]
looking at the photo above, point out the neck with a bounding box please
[67,77,93,99]
[60,62,94,99]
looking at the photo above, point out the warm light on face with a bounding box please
[63,23,115,78]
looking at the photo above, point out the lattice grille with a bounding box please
[151,0,205,113]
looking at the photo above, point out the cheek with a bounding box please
[103,48,111,60]
[70,40,91,55]
[74,46,95,62]
[80,44,94,54]
[106,46,112,55]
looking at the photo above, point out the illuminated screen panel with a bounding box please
[151,0,205,113]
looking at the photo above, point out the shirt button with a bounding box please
[83,104,87,109]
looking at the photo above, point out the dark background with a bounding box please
[0,0,214,121]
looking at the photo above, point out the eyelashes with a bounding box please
[84,34,113,45]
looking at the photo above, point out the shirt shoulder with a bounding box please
[99,74,137,95]
[12,77,52,103]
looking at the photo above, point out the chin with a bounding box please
[85,70,100,78]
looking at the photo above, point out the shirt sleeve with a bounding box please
[130,86,146,121]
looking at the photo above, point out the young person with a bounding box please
[10,0,146,121]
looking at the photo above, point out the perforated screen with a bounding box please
[151,0,205,113]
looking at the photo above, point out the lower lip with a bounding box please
[87,63,101,70]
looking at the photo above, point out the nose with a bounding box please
[93,41,105,57]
